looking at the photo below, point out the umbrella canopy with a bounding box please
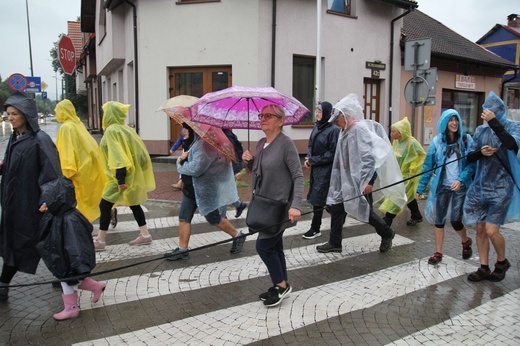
[189,86,310,129]
[163,106,237,163]
[156,95,199,112]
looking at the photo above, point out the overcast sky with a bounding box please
[0,1,518,101]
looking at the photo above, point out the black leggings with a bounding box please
[99,199,146,231]
[0,264,18,284]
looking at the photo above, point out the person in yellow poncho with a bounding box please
[55,99,107,223]
[92,101,156,251]
[379,117,425,226]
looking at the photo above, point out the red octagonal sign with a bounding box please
[58,35,76,75]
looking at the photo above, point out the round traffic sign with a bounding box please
[404,76,430,106]
[58,35,76,75]
[7,73,28,92]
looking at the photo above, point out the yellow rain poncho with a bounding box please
[379,117,425,215]
[100,101,155,206]
[55,99,107,222]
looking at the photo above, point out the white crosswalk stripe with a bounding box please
[73,256,475,345]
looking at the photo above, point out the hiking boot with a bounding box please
[259,286,278,301]
[379,229,396,252]
[230,231,246,254]
[0,287,8,301]
[489,259,511,282]
[428,252,443,265]
[110,208,118,228]
[93,238,106,252]
[467,267,491,282]
[316,242,342,253]
[462,238,473,260]
[128,234,152,246]
[263,284,292,307]
[165,247,190,261]
[235,202,248,218]
[406,218,423,226]
[302,228,321,239]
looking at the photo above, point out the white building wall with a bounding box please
[94,0,407,154]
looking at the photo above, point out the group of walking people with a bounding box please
[0,92,157,320]
[304,91,520,291]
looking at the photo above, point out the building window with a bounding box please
[327,0,352,16]
[293,56,315,124]
[441,89,484,135]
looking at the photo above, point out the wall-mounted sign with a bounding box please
[366,61,386,79]
[455,75,476,90]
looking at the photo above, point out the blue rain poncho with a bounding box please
[55,99,107,222]
[379,117,425,215]
[417,109,475,224]
[177,136,238,216]
[326,94,406,222]
[464,91,520,225]
[100,102,156,206]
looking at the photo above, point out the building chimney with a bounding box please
[507,14,520,28]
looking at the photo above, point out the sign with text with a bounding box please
[365,61,386,79]
[26,76,42,93]
[455,75,476,90]
[58,35,76,75]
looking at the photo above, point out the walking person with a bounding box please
[317,94,406,254]
[302,101,339,239]
[54,99,107,223]
[37,177,105,320]
[243,104,304,308]
[170,127,187,190]
[464,91,520,282]
[0,91,62,301]
[164,125,246,261]
[379,117,426,226]
[223,128,248,218]
[416,109,475,265]
[93,101,156,251]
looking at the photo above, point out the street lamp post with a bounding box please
[25,0,34,77]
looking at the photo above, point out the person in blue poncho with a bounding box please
[464,91,520,282]
[416,109,475,266]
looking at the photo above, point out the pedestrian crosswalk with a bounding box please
[2,204,520,345]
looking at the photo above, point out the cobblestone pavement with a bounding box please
[0,121,519,345]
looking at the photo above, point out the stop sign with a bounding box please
[58,35,76,75]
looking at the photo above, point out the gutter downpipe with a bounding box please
[125,0,140,133]
[388,9,412,133]
[271,0,277,87]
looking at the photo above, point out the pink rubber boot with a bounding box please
[53,291,80,320]
[78,278,106,303]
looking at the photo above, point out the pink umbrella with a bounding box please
[189,86,310,130]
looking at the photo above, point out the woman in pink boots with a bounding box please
[37,177,106,320]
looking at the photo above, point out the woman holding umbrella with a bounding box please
[242,104,304,308]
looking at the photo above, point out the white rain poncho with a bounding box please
[177,136,238,216]
[464,91,520,225]
[326,94,406,222]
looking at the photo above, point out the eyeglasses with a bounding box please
[258,113,281,120]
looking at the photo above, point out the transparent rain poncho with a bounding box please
[379,117,425,215]
[100,102,156,206]
[464,91,520,225]
[417,109,475,225]
[177,136,238,216]
[326,94,406,222]
[55,99,107,222]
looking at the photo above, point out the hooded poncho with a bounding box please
[55,99,107,222]
[379,117,425,215]
[0,92,62,274]
[100,102,156,205]
[417,109,475,225]
[326,94,406,222]
[464,91,520,225]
